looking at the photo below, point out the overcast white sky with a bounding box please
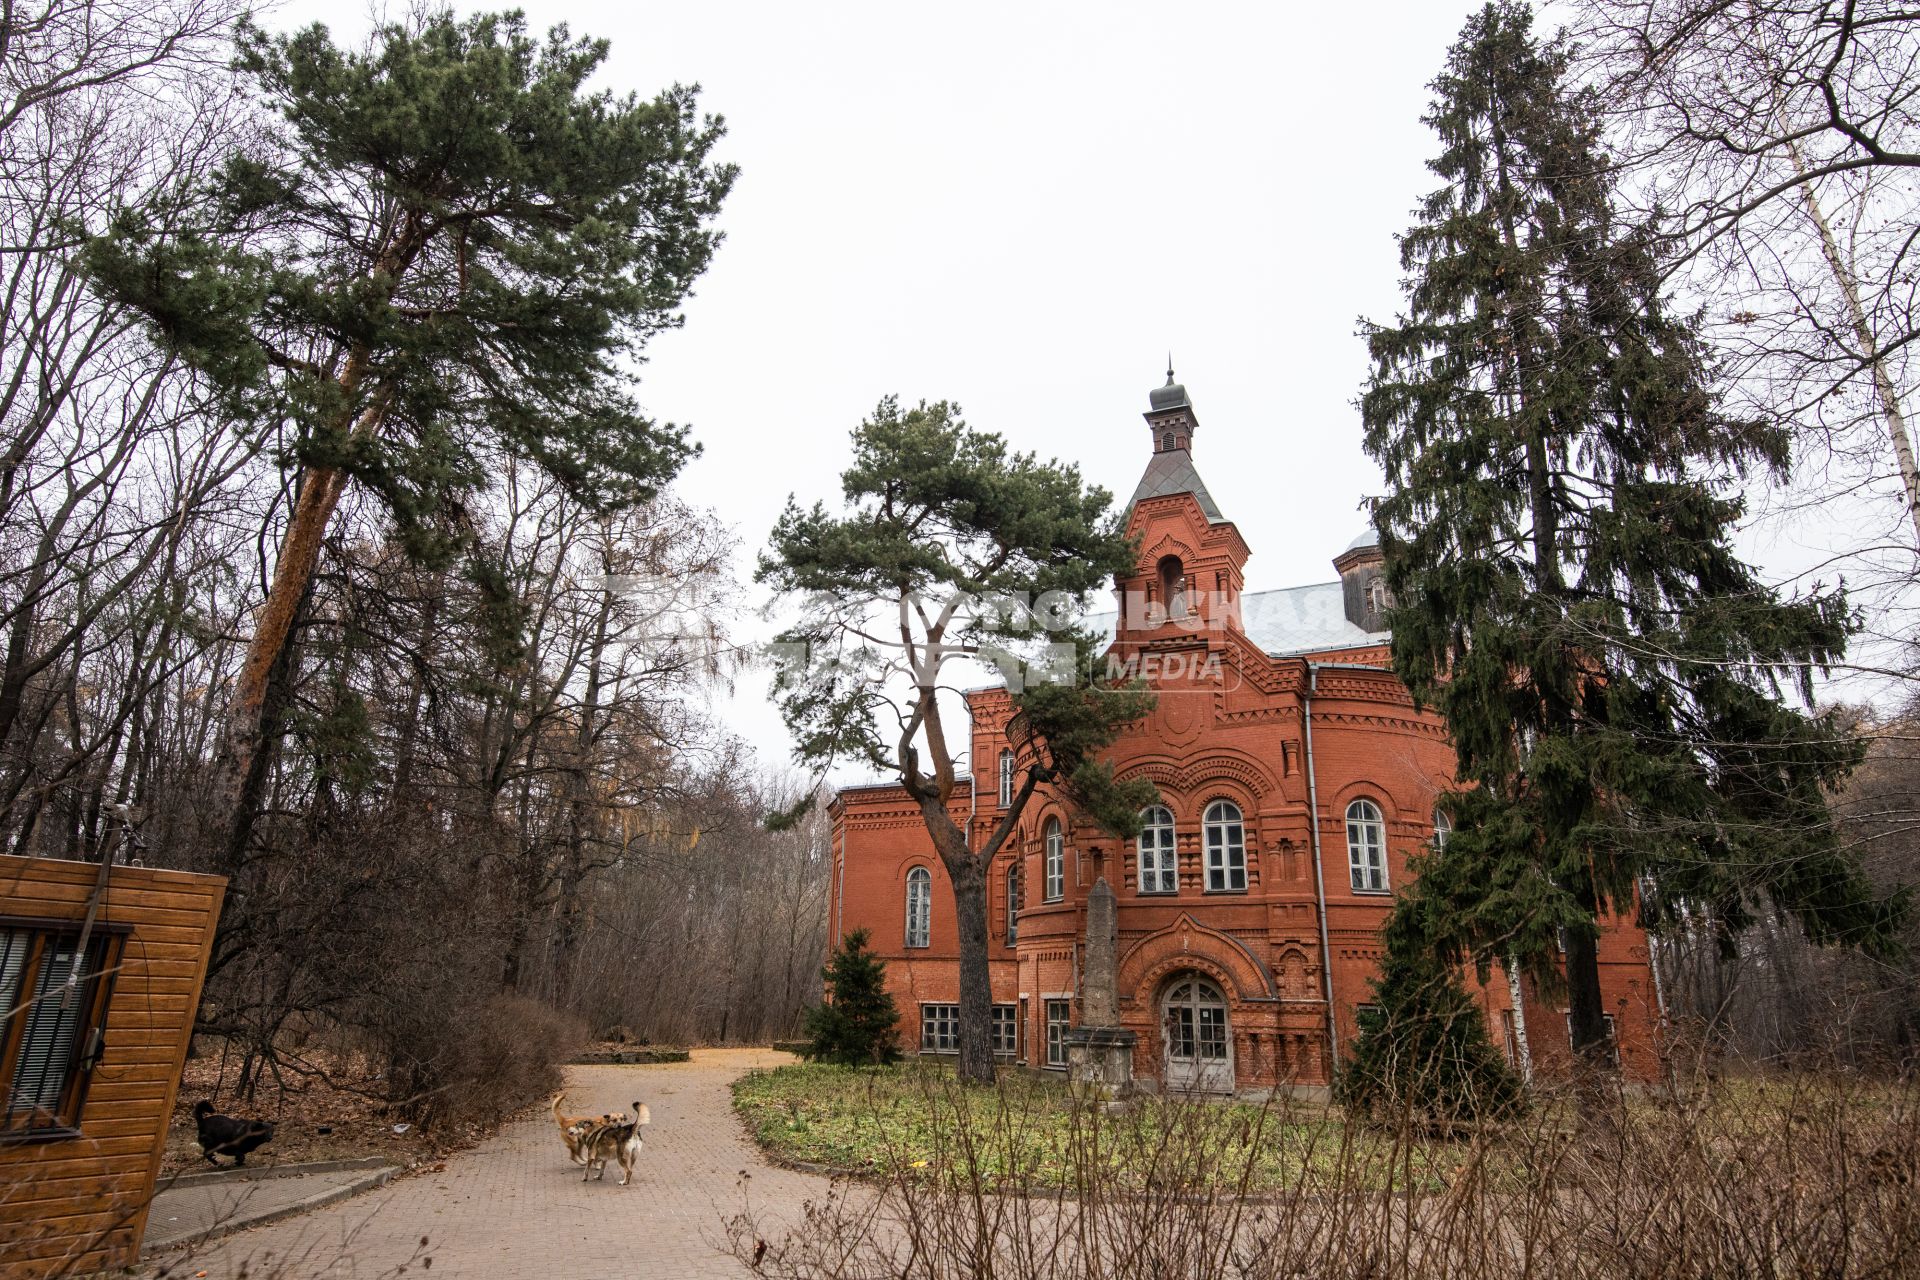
[271,0,1897,774]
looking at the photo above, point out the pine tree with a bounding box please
[804,929,903,1067]
[761,397,1155,1083]
[83,11,735,858]
[1360,1,1905,1073]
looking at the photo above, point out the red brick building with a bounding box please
[827,375,1663,1093]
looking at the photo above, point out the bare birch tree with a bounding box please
[1570,0,1920,681]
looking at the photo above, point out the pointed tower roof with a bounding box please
[1129,364,1227,523]
[1130,451,1226,521]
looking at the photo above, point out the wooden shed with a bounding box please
[0,854,225,1277]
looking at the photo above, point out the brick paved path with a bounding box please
[144,1161,397,1254]
[144,1049,829,1279]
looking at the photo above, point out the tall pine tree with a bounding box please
[1360,1,1905,1071]
[760,398,1155,1083]
[84,11,734,859]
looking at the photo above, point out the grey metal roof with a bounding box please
[1344,526,1380,552]
[1128,448,1226,523]
[1084,580,1388,657]
[1149,379,1191,412]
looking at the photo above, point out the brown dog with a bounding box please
[550,1091,604,1166]
[579,1101,651,1185]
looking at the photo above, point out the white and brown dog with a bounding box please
[578,1101,652,1185]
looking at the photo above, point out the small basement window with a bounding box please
[1,924,119,1140]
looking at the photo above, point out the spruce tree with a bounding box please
[804,929,903,1067]
[1360,1,1905,1072]
[1339,900,1522,1128]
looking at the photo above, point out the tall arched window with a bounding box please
[1043,819,1065,902]
[1347,800,1388,892]
[1005,861,1022,942]
[997,749,1014,808]
[905,867,931,948]
[1431,807,1452,849]
[1162,430,1176,451]
[1137,805,1177,894]
[1157,555,1187,620]
[1203,800,1246,892]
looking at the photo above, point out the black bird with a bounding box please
[192,1100,275,1167]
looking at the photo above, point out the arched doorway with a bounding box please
[1160,973,1233,1094]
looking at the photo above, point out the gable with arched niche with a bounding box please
[1115,749,1279,811]
[1117,913,1278,1005]
[1272,944,1320,1002]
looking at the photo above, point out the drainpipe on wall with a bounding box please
[965,757,978,856]
[834,819,846,950]
[1303,663,1341,1075]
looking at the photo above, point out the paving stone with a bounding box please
[139,1048,827,1279]
[144,1163,397,1254]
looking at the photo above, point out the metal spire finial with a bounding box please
[1165,354,1175,385]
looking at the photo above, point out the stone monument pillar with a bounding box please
[1065,877,1136,1100]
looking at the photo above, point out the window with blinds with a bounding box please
[0,924,118,1139]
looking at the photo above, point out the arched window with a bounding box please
[1347,800,1387,892]
[1432,807,1452,849]
[1043,818,1065,902]
[905,867,931,947]
[1137,805,1177,894]
[1162,430,1176,451]
[1202,800,1246,892]
[1157,555,1187,620]
[1367,576,1391,614]
[997,749,1014,809]
[1005,861,1022,942]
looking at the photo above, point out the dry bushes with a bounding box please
[381,994,585,1134]
[727,1066,1919,1279]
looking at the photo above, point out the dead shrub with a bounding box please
[727,1064,1920,1279]
[380,993,584,1134]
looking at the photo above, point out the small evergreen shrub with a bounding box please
[803,929,902,1067]
[1339,934,1524,1130]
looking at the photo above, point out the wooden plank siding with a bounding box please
[0,855,225,1278]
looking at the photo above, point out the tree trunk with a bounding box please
[217,564,316,870]
[946,850,994,1084]
[911,790,996,1083]
[1563,877,1611,1069]
[552,575,614,1000]
[212,463,350,859]
[501,885,531,994]
[1787,137,1920,548]
[1505,955,1534,1085]
[390,585,440,802]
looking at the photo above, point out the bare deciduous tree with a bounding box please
[1571,0,1920,681]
